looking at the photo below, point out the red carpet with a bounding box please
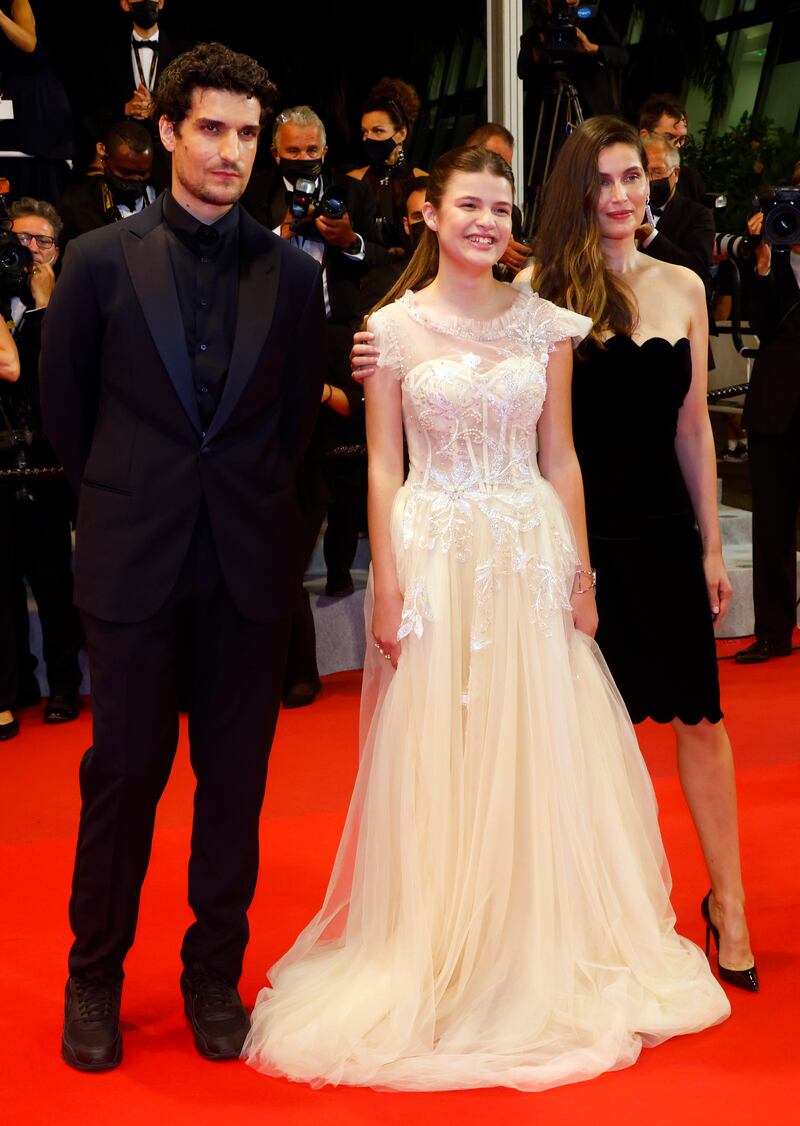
[2,645,799,1125]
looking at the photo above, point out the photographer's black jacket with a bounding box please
[517,14,629,116]
[242,167,380,329]
[743,252,800,434]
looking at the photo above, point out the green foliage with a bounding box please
[685,113,800,231]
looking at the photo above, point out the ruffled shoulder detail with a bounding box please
[366,305,406,380]
[528,296,593,351]
[512,274,593,350]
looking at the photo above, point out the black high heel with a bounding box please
[701,891,759,992]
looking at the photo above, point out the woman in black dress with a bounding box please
[530,117,757,990]
[348,77,426,258]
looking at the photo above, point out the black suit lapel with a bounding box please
[121,210,203,435]
[205,214,282,442]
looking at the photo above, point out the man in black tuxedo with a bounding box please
[88,1,183,188]
[41,43,325,1072]
[735,212,800,663]
[242,106,378,706]
[638,134,714,285]
[638,94,707,206]
[58,121,158,246]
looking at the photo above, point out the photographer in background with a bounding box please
[637,133,714,284]
[517,0,629,118]
[735,169,800,664]
[0,198,83,735]
[58,121,158,247]
[638,94,706,205]
[0,317,20,738]
[243,106,377,707]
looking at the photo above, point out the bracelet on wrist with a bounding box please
[574,566,597,594]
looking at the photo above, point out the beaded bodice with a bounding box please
[367,290,591,646]
[368,289,591,549]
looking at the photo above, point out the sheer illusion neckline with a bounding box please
[397,288,535,340]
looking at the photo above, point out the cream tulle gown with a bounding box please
[244,288,730,1091]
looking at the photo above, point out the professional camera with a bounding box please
[760,186,800,248]
[715,232,760,261]
[289,178,348,232]
[0,177,33,296]
[542,1,598,55]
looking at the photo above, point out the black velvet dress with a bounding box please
[572,335,722,725]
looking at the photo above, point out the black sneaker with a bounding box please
[180,968,250,1060]
[62,976,123,1071]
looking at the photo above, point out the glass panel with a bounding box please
[723,22,772,131]
[702,0,735,20]
[763,61,800,132]
[740,0,758,12]
[685,83,713,133]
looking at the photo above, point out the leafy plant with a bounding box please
[684,112,800,232]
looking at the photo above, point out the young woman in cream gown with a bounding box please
[243,145,729,1092]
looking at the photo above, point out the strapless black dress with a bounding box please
[572,335,722,725]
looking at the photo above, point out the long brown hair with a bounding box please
[369,145,515,317]
[533,116,646,345]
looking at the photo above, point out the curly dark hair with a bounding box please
[362,77,421,131]
[154,42,278,129]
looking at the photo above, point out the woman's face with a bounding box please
[361,111,407,146]
[424,169,513,273]
[594,143,648,240]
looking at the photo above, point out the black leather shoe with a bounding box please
[44,693,82,724]
[734,639,792,664]
[282,680,321,709]
[180,968,250,1060]
[0,715,20,741]
[62,976,123,1071]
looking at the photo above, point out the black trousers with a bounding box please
[68,511,291,984]
[283,457,363,689]
[749,407,800,648]
[0,480,82,710]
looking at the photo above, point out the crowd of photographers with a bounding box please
[1,1,798,739]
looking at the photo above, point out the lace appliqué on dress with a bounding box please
[397,577,434,643]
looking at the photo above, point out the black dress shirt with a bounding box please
[162,192,239,433]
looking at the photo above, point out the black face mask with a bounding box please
[408,219,425,253]
[129,1,160,30]
[107,174,147,208]
[648,175,674,211]
[278,158,322,186]
[363,137,397,166]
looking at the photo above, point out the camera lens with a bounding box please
[773,210,799,239]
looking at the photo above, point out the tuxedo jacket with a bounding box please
[40,198,326,625]
[743,254,800,434]
[642,192,715,285]
[94,29,182,126]
[57,177,156,247]
[242,167,380,328]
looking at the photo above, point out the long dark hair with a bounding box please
[369,145,515,317]
[533,116,646,344]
